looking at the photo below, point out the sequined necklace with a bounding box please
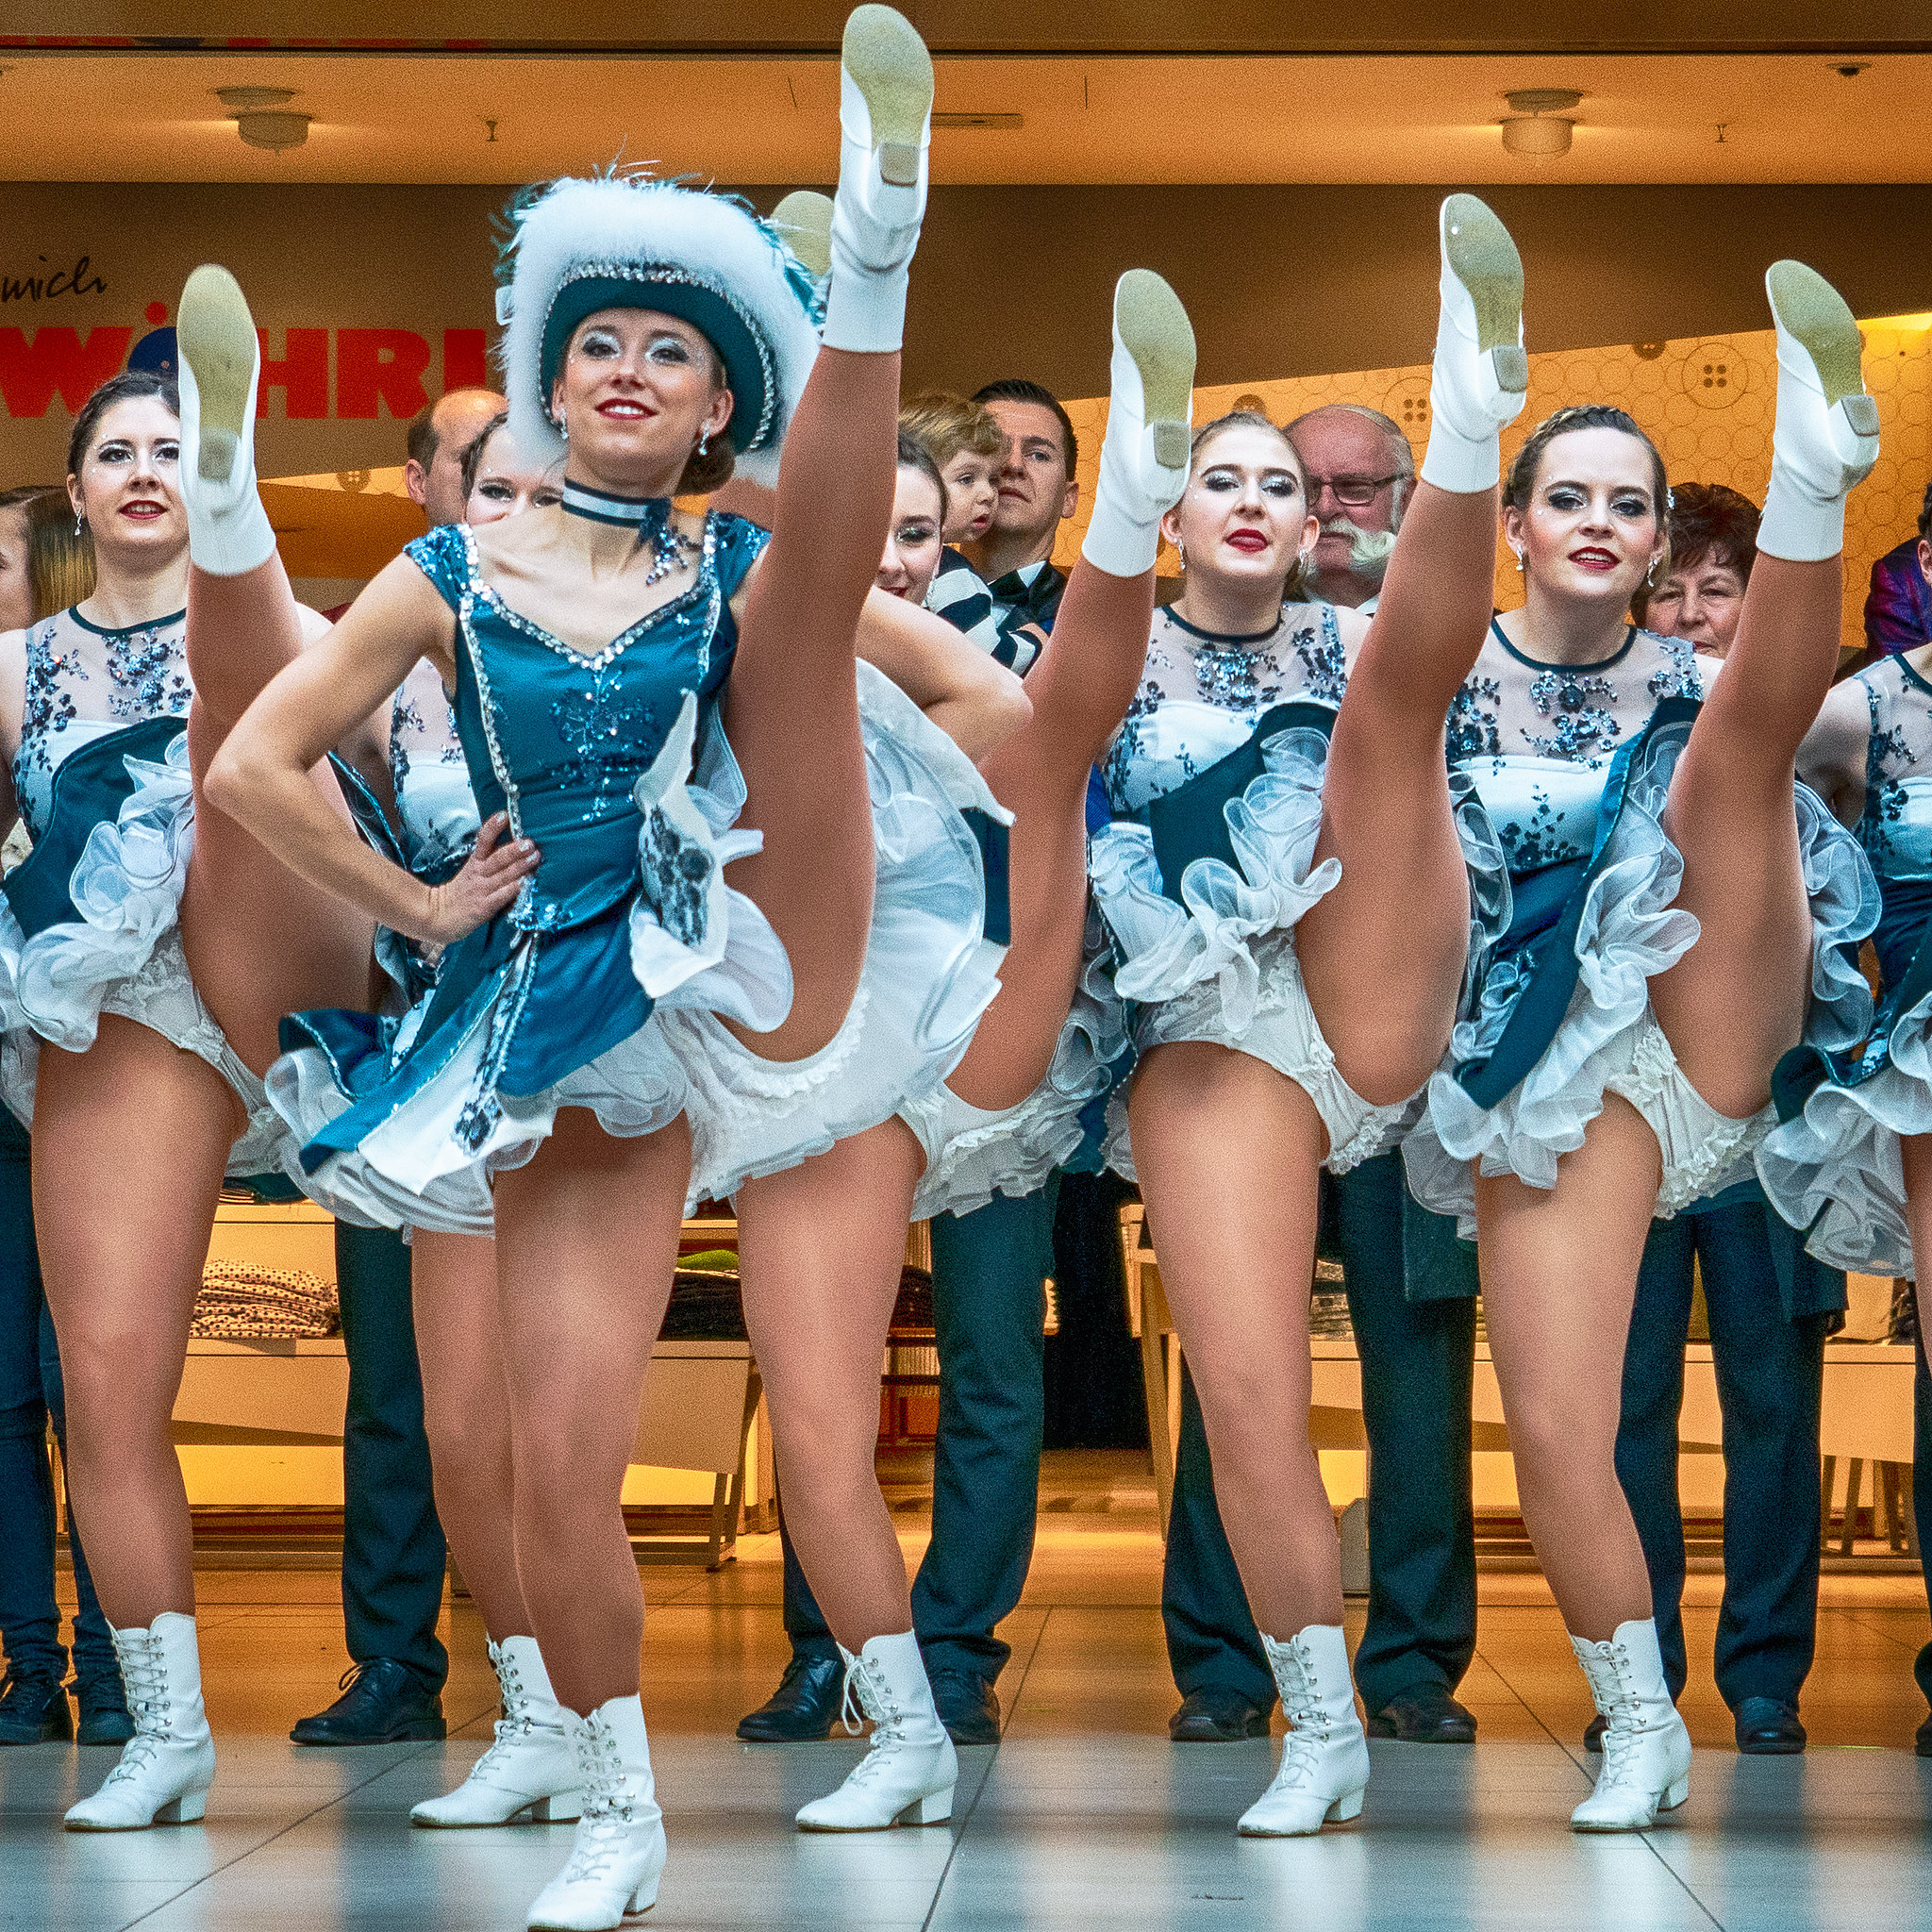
[1170,606,1285,711]
[560,480,700,590]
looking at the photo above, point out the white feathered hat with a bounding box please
[495,175,823,488]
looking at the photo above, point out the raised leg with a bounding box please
[411,1229,533,1644]
[491,1111,690,1716]
[32,1019,238,1626]
[1127,1042,1340,1635]
[1299,197,1527,1106]
[1475,1094,1661,1639]
[734,1118,924,1649]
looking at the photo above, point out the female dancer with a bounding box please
[0,347,379,1833]
[1402,268,1879,1828]
[710,267,1191,1835]
[211,13,1017,1922]
[1758,499,1932,1278]
[1089,197,1526,1835]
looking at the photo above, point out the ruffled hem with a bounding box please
[674,661,1012,1203]
[1407,753,1875,1228]
[1105,926,1419,1181]
[1757,975,1932,1274]
[0,738,291,1176]
[902,908,1128,1222]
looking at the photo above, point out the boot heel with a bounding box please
[1112,267,1197,458]
[531,1790,583,1823]
[177,265,258,481]
[1661,1776,1690,1812]
[902,1786,953,1825]
[1324,1790,1364,1824]
[1766,259,1865,407]
[842,6,934,156]
[157,1790,208,1825]
[626,1872,661,1913]
[1441,193,1525,378]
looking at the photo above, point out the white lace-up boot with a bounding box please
[524,1696,666,1931]
[1757,259,1880,562]
[1237,1624,1372,1837]
[412,1636,581,1828]
[1078,270,1196,580]
[64,1612,216,1831]
[175,264,277,577]
[1419,194,1528,494]
[822,6,933,355]
[794,1631,958,1831]
[1570,1618,1692,1832]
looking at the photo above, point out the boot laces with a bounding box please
[838,1656,909,1788]
[1272,1639,1335,1790]
[558,1717,635,1885]
[100,1632,170,1787]
[1594,1641,1657,1788]
[468,1651,536,1779]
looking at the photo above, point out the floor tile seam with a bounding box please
[920,1603,1058,1930]
[1833,1603,1928,1656]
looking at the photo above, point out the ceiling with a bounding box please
[1,50,1928,184]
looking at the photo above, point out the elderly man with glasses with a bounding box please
[1152,404,1487,1749]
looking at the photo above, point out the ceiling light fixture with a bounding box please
[216,86,311,153]
[1500,88,1581,158]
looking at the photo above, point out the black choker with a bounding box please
[560,482,699,588]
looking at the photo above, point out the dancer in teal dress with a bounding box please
[209,13,1020,1925]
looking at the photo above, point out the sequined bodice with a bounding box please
[9,605,192,841]
[1102,602,1349,814]
[1453,621,1703,878]
[407,513,766,933]
[1855,655,1932,884]
[390,657,479,880]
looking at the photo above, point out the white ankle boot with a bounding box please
[1079,269,1196,580]
[794,1631,958,1831]
[525,1696,666,1931]
[1569,1618,1693,1832]
[175,264,277,577]
[823,5,932,354]
[65,1612,217,1831]
[1420,194,1528,494]
[1237,1624,1371,1837]
[1757,259,1880,561]
[413,1637,582,1828]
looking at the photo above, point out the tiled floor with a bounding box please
[7,1453,1932,1929]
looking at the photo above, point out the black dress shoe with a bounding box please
[1169,1686,1273,1742]
[736,1653,843,1741]
[1368,1682,1477,1742]
[928,1670,1001,1746]
[1734,1697,1807,1755]
[0,1673,72,1745]
[291,1658,446,1744]
[74,1676,134,1747]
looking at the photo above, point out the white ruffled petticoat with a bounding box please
[672,661,1011,1204]
[1405,753,1876,1238]
[0,734,288,1175]
[1757,980,1932,1276]
[1092,725,1507,1179]
[899,907,1127,1221]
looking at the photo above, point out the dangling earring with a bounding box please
[1174,537,1186,570]
[74,509,85,535]
[1511,549,1524,574]
[558,417,569,443]
[1296,546,1313,575]
[697,429,710,458]
[1646,556,1660,587]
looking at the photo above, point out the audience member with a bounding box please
[898,393,1006,659]
[1633,481,1758,656]
[1862,478,1932,658]
[965,378,1080,652]
[1290,403,1415,611]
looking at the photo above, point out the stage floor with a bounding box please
[7,1451,1932,1931]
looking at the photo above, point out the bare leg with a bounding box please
[735,1119,924,1648]
[1903,1135,1932,1288]
[1475,1094,1661,1639]
[411,1229,531,1644]
[491,1112,689,1715]
[955,559,1156,1108]
[723,364,891,1065]
[1127,1042,1341,1634]
[1297,477,1502,1107]
[1651,554,1841,1119]
[33,1019,238,1625]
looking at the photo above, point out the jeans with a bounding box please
[0,1104,116,1690]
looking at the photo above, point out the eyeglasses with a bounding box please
[1303,472,1406,508]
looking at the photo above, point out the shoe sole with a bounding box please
[177,265,258,484]
[291,1721,448,1746]
[1237,1788,1365,1836]
[65,1790,209,1830]
[1767,258,1878,433]
[771,190,834,282]
[411,1791,584,1827]
[1114,268,1196,471]
[1441,193,1527,394]
[842,5,933,189]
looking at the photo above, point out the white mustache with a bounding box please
[1322,516,1397,575]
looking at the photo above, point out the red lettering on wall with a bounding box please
[0,326,134,417]
[336,328,432,420]
[441,328,489,392]
[257,328,329,419]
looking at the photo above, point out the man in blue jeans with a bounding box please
[0,1102,129,1744]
